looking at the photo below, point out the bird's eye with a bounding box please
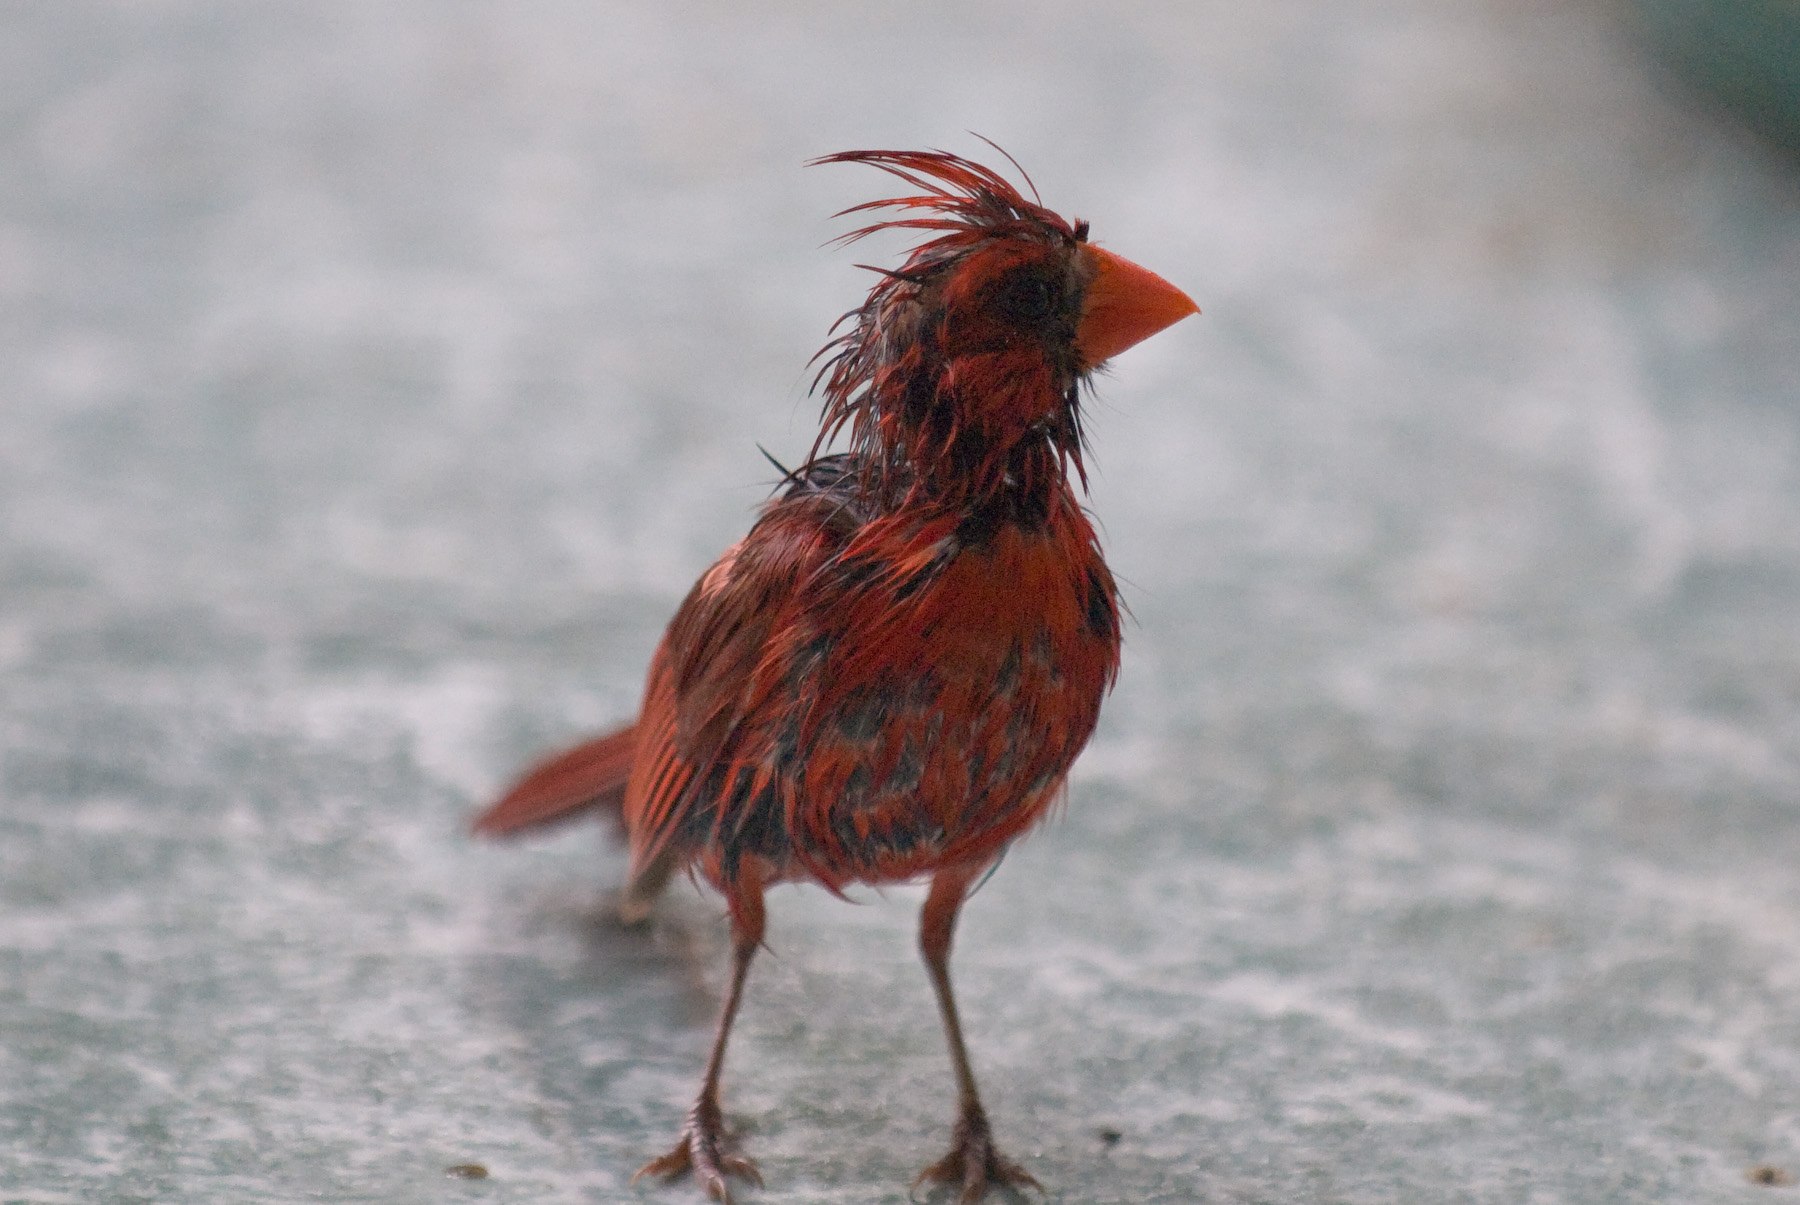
[997,273,1054,325]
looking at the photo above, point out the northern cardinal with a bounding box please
[474,146,1197,1203]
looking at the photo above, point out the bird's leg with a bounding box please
[636,870,766,1203]
[913,862,1043,1204]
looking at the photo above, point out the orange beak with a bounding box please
[1074,246,1199,369]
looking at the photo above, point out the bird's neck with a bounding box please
[849,352,1086,529]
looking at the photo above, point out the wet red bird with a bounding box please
[474,147,1196,1203]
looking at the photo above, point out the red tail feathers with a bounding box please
[471,725,637,837]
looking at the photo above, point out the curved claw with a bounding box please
[633,1100,762,1203]
[912,1112,1042,1204]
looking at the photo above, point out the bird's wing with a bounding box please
[622,498,843,880]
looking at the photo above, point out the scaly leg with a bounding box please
[913,862,1043,1203]
[636,871,766,1203]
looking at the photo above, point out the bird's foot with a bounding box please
[913,1109,1042,1204]
[634,1097,762,1203]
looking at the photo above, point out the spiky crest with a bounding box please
[811,147,1079,251]
[805,147,1093,516]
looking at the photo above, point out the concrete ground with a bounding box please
[4,2,1800,1202]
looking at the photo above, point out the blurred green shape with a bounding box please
[1636,0,1800,155]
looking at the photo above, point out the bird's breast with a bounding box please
[772,510,1122,884]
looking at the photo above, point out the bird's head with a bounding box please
[810,147,1197,508]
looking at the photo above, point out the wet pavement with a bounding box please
[4,3,1800,1202]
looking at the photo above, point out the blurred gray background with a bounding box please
[4,2,1800,1202]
